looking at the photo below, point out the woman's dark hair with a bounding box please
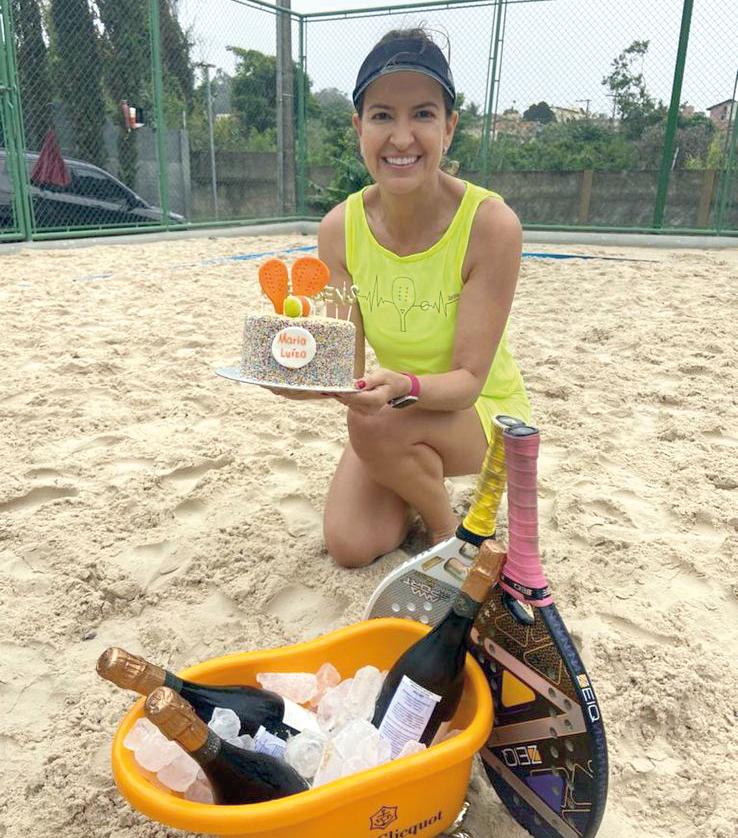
[355,27,455,118]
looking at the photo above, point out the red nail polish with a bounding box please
[356,380,366,389]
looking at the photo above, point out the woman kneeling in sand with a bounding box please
[279,28,530,567]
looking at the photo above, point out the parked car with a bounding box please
[0,149,185,230]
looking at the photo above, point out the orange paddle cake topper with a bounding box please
[258,256,331,317]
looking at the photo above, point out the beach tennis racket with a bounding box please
[364,414,523,625]
[258,259,289,314]
[469,424,608,838]
[291,256,331,297]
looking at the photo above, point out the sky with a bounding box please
[179,0,737,117]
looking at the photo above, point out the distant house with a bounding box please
[707,99,737,130]
[550,105,587,123]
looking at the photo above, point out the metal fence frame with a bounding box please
[0,0,736,242]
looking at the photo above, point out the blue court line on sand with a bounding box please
[72,243,651,281]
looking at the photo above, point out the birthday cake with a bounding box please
[241,312,356,389]
[238,256,356,390]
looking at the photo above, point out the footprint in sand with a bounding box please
[24,468,63,480]
[173,497,210,524]
[161,456,231,493]
[110,457,155,477]
[702,430,738,448]
[0,485,78,514]
[265,583,350,633]
[72,434,125,453]
[600,613,678,645]
[112,539,190,589]
[278,495,322,537]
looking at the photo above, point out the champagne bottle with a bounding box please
[97,648,320,744]
[144,687,309,804]
[372,541,504,757]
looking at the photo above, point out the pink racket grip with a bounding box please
[501,426,553,606]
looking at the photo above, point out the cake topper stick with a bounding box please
[291,256,331,297]
[258,259,289,314]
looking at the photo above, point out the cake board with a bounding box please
[215,366,359,395]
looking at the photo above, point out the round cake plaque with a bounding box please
[271,326,316,369]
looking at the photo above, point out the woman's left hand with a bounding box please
[333,369,411,415]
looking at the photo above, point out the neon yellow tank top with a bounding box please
[344,180,530,438]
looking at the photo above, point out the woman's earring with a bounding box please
[442,146,448,155]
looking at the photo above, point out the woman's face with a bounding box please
[353,71,458,193]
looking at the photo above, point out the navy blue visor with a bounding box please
[352,37,456,110]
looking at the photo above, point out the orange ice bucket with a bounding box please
[112,618,494,838]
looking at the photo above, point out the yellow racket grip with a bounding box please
[460,415,523,541]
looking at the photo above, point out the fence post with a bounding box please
[149,0,170,227]
[0,0,32,239]
[276,0,296,216]
[296,13,307,216]
[480,0,505,186]
[714,71,738,233]
[652,0,693,230]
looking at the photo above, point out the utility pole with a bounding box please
[196,62,219,219]
[276,0,296,215]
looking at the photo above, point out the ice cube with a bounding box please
[317,678,354,733]
[346,666,384,720]
[208,707,240,741]
[256,672,318,705]
[332,718,377,759]
[396,740,427,758]
[311,741,344,788]
[310,663,342,708]
[341,754,369,778]
[123,718,157,752]
[284,730,327,779]
[227,733,254,751]
[135,733,182,772]
[157,751,200,792]
[185,779,215,804]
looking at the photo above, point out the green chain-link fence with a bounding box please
[0,0,736,242]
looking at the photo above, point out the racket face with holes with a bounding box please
[363,536,472,624]
[469,589,608,838]
[291,256,331,297]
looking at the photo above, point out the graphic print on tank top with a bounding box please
[355,274,460,333]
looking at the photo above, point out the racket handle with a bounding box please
[459,417,515,544]
[502,425,553,606]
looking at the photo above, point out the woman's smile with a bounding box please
[382,154,422,170]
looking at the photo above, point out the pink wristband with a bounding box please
[400,372,421,398]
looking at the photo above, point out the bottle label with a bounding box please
[377,675,442,758]
[253,725,287,759]
[282,698,321,734]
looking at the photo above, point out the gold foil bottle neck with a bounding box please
[145,687,208,752]
[96,647,166,695]
[461,540,505,602]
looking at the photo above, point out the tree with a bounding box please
[602,40,665,139]
[12,0,52,151]
[160,0,194,111]
[448,92,483,171]
[523,102,556,124]
[228,47,316,139]
[49,0,106,166]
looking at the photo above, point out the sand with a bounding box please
[0,232,736,838]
